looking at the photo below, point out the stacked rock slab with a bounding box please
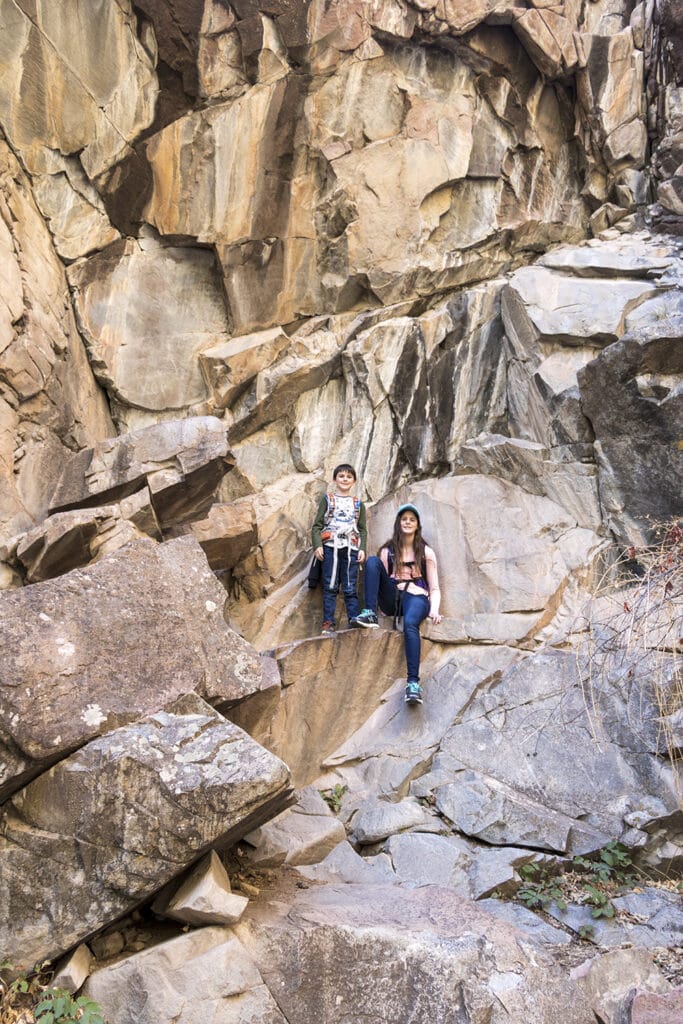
[0,537,279,800]
[0,694,290,967]
[50,416,233,527]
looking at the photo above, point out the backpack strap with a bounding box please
[387,546,429,587]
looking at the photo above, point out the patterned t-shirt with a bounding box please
[325,495,357,547]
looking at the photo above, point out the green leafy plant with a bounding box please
[516,863,567,911]
[34,989,106,1024]
[1,963,47,1024]
[583,884,616,919]
[511,841,645,923]
[572,841,634,885]
[319,784,348,814]
[0,965,108,1024]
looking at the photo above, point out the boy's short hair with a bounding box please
[333,463,357,480]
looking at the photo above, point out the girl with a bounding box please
[351,503,441,704]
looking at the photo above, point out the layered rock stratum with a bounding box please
[0,1,682,1022]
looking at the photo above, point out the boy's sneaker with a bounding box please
[404,680,423,705]
[321,620,336,634]
[351,608,379,629]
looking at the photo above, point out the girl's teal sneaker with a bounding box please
[404,680,422,705]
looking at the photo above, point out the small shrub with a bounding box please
[572,840,634,885]
[34,989,106,1024]
[516,863,567,911]
[0,966,108,1024]
[583,885,616,919]
[319,784,348,814]
[510,841,645,922]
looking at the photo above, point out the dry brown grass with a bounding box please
[582,521,683,770]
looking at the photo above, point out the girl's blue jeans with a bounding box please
[363,555,429,681]
[322,546,360,624]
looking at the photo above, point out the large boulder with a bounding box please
[68,237,231,428]
[0,694,291,968]
[502,233,678,454]
[83,926,288,1024]
[232,882,594,1024]
[0,536,277,800]
[6,488,161,583]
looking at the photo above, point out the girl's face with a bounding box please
[399,512,418,536]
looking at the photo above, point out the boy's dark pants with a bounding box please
[321,546,360,624]
[363,555,429,681]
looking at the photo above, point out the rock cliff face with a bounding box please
[1,1,682,1021]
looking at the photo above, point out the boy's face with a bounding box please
[334,469,355,494]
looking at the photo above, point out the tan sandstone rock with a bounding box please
[68,236,231,424]
[157,850,249,927]
[7,488,161,583]
[0,0,158,179]
[231,628,419,787]
[242,786,346,867]
[0,141,114,540]
[50,417,232,528]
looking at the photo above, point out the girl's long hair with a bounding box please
[380,512,430,578]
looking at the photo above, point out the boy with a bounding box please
[311,464,367,634]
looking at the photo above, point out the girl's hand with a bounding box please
[314,546,324,561]
[429,611,442,625]
[357,550,365,563]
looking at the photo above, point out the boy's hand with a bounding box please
[357,550,365,563]
[314,546,324,561]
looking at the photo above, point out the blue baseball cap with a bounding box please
[397,503,421,523]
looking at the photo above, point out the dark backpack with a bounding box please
[307,555,322,589]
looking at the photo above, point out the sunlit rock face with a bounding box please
[1,0,678,548]
[1,0,682,1007]
[141,36,586,332]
